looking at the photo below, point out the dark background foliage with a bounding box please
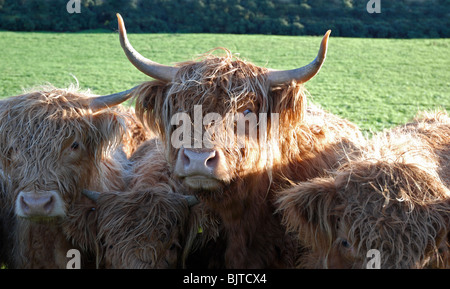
[0,0,448,37]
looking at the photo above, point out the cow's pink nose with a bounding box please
[18,191,55,218]
[180,148,219,176]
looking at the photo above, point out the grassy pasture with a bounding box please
[0,31,448,133]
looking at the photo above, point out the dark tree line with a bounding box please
[0,0,448,38]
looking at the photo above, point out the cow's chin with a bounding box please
[18,215,65,223]
[183,176,223,191]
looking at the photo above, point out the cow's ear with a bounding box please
[276,177,341,250]
[134,80,170,139]
[269,82,306,126]
[89,110,126,156]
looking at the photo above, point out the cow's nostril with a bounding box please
[180,148,220,175]
[43,196,54,213]
[20,196,31,214]
[205,151,218,168]
[181,148,190,167]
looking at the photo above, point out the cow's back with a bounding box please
[401,110,450,187]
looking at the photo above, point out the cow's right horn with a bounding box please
[267,30,331,86]
[89,85,139,111]
[117,13,179,82]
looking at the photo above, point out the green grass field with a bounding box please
[0,31,448,133]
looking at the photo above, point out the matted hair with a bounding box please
[277,110,450,268]
[132,47,365,268]
[0,85,132,268]
[0,85,127,199]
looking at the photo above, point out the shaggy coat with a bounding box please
[0,168,11,266]
[0,86,138,268]
[277,110,450,268]
[96,139,191,269]
[64,139,215,268]
[120,106,155,158]
[133,49,365,268]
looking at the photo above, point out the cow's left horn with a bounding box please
[89,85,138,111]
[117,13,179,82]
[82,189,100,202]
[267,30,331,86]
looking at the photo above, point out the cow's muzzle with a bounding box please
[174,147,228,191]
[15,191,65,219]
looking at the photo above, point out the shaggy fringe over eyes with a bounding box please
[335,111,450,268]
[95,188,190,269]
[339,161,450,268]
[135,48,269,142]
[133,48,313,173]
[0,85,126,197]
[170,48,270,112]
[277,110,450,268]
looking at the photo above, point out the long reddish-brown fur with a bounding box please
[119,106,155,158]
[63,138,216,269]
[95,139,190,268]
[133,49,365,268]
[0,85,137,268]
[277,110,450,268]
[0,168,12,266]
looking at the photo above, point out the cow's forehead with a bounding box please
[6,107,88,140]
[0,91,97,153]
[8,88,94,115]
[167,54,270,111]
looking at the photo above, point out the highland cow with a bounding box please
[277,110,450,269]
[116,14,364,268]
[0,85,138,268]
[71,138,201,269]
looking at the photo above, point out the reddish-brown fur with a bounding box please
[95,139,189,268]
[0,169,11,266]
[0,86,137,268]
[64,139,213,268]
[277,110,450,268]
[120,106,155,158]
[133,49,365,268]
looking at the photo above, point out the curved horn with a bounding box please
[184,195,199,207]
[268,30,331,86]
[89,85,138,111]
[117,13,179,82]
[82,189,100,202]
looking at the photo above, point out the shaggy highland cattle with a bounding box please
[71,138,200,269]
[116,14,364,268]
[0,84,140,268]
[277,110,450,268]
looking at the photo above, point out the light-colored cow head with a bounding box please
[116,14,331,204]
[0,85,134,221]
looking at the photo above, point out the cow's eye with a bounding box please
[341,239,351,249]
[70,142,79,150]
[243,109,253,116]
